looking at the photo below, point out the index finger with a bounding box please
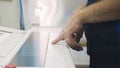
[51,34,64,44]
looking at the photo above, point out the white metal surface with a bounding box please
[0,26,32,66]
[0,33,24,56]
[0,27,75,68]
[45,32,76,68]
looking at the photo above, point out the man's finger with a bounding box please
[65,34,83,51]
[74,34,81,42]
[52,34,64,44]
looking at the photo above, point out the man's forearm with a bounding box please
[79,0,120,23]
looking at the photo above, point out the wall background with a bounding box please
[0,0,20,29]
[26,0,87,27]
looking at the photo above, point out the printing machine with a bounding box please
[0,0,89,68]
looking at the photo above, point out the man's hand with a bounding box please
[52,18,84,51]
[52,5,86,51]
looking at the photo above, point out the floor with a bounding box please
[76,65,89,68]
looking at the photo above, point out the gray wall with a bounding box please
[27,0,87,27]
[0,0,20,29]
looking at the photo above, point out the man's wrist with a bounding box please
[78,9,88,24]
